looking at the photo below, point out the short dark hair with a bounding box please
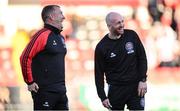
[41,5,60,23]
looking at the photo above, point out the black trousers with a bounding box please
[31,90,69,110]
[108,83,145,110]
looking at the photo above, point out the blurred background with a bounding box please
[0,0,180,110]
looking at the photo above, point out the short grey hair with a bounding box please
[41,5,60,23]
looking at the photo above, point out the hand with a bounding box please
[138,81,147,97]
[102,98,112,109]
[28,82,39,93]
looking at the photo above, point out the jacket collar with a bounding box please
[44,24,61,34]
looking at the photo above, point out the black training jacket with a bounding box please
[95,29,147,101]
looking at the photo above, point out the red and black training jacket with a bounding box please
[20,24,67,89]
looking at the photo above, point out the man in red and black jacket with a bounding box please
[20,5,68,110]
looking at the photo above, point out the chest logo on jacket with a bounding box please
[110,52,116,58]
[125,42,134,54]
[53,40,57,46]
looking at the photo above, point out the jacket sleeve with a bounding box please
[20,29,50,85]
[134,31,148,81]
[94,45,107,101]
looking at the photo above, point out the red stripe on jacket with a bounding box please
[20,29,51,84]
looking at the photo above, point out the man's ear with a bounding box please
[48,14,53,20]
[46,16,53,23]
[46,14,54,23]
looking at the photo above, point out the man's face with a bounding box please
[109,15,124,35]
[51,7,65,31]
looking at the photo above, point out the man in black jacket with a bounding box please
[94,12,147,110]
[20,5,68,110]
